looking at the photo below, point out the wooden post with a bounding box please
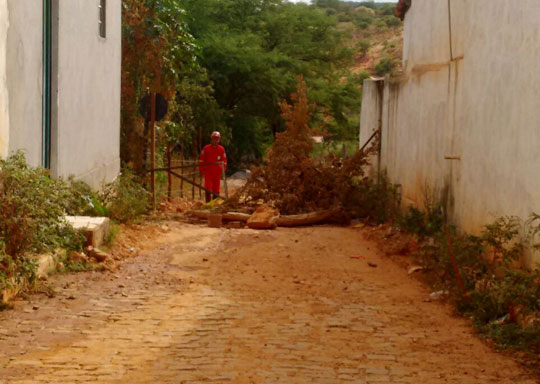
[199,172,202,199]
[191,164,195,200]
[150,92,156,208]
[222,162,229,200]
[180,156,184,198]
[167,142,172,201]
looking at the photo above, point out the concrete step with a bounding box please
[65,216,111,248]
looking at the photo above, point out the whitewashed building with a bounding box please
[0,0,121,188]
[360,0,540,265]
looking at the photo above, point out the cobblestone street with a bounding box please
[0,222,537,383]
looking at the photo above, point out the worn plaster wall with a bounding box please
[359,79,383,177]
[360,0,540,265]
[5,0,43,167]
[0,0,10,158]
[54,0,121,188]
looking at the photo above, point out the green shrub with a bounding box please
[399,205,444,239]
[410,212,540,357]
[356,21,369,30]
[101,169,150,223]
[337,13,352,22]
[357,39,371,56]
[0,152,85,258]
[375,57,396,76]
[0,250,38,293]
[353,14,373,26]
[374,19,387,29]
[384,15,401,27]
[380,4,397,16]
[359,71,371,82]
[347,174,400,224]
[64,178,106,217]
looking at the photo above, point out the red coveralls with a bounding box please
[199,144,227,199]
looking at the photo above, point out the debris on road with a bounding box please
[247,205,279,230]
[408,266,424,274]
[189,209,343,228]
[429,290,449,301]
[68,251,89,264]
[207,213,223,228]
[85,246,110,263]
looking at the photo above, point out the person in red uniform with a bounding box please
[199,131,227,202]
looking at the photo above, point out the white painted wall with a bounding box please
[0,0,10,158]
[54,0,121,188]
[5,0,43,167]
[360,0,540,265]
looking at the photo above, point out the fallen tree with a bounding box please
[190,77,390,228]
[188,209,339,227]
[223,77,382,220]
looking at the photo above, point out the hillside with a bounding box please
[334,1,404,77]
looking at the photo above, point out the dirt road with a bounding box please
[0,221,536,383]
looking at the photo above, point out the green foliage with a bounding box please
[311,140,359,158]
[0,251,38,294]
[314,0,341,10]
[399,206,444,239]
[101,170,151,223]
[64,178,106,217]
[383,15,401,27]
[359,71,371,82]
[121,0,214,174]
[0,152,85,259]
[357,39,371,56]
[348,174,400,224]
[353,13,373,27]
[408,211,540,357]
[180,0,361,168]
[380,4,397,16]
[0,152,89,299]
[375,56,396,76]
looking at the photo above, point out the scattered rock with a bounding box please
[384,227,396,238]
[230,170,251,180]
[85,246,110,263]
[429,290,449,300]
[408,265,424,274]
[518,312,540,327]
[368,262,378,268]
[491,315,509,326]
[68,251,89,264]
[247,205,279,230]
[37,254,56,279]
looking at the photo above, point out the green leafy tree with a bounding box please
[180,0,361,168]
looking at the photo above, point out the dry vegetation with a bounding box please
[227,77,383,221]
